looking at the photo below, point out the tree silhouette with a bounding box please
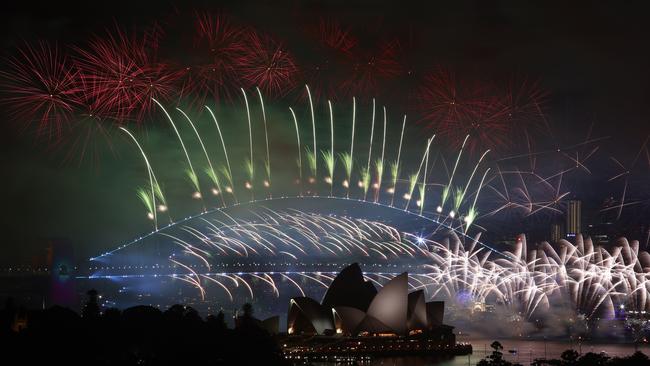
[532,349,649,366]
[477,340,523,366]
[81,289,100,319]
[2,299,290,365]
[242,303,254,318]
[561,349,579,365]
[207,310,227,330]
[578,352,610,366]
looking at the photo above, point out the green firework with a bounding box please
[322,150,335,181]
[361,166,371,196]
[137,187,154,219]
[305,146,317,177]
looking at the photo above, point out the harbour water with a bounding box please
[440,337,650,366]
[309,338,650,365]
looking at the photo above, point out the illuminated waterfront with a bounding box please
[305,338,650,365]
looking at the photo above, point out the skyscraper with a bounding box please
[566,200,582,238]
[551,222,564,243]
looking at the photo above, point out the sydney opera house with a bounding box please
[287,263,454,342]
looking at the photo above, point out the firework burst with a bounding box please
[339,39,403,98]
[178,12,248,108]
[416,67,538,153]
[74,26,180,123]
[237,31,299,98]
[1,41,81,140]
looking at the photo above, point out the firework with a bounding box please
[237,31,298,98]
[182,12,248,107]
[89,194,650,325]
[240,88,255,197]
[90,94,650,329]
[300,18,358,102]
[205,106,236,201]
[416,67,514,153]
[74,26,181,123]
[315,18,357,54]
[177,108,226,206]
[4,11,648,336]
[1,41,81,139]
[425,233,650,320]
[500,74,549,135]
[306,85,318,179]
[289,107,303,187]
[256,87,272,190]
[339,39,402,98]
[153,99,203,204]
[322,100,335,195]
[119,127,161,229]
[389,116,406,206]
[1,15,557,164]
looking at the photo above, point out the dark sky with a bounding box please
[1,1,650,263]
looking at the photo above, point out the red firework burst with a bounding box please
[73,73,112,121]
[383,38,427,109]
[237,31,299,98]
[143,21,166,56]
[0,42,81,140]
[299,19,358,102]
[130,62,183,121]
[179,12,248,108]
[417,67,514,153]
[57,112,117,167]
[416,67,486,125]
[438,97,512,154]
[317,18,357,54]
[339,39,403,98]
[500,75,549,133]
[39,72,117,167]
[74,26,180,123]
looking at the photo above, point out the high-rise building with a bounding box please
[551,222,564,243]
[566,200,582,238]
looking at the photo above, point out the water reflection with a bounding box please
[305,338,650,365]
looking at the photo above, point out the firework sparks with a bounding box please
[1,42,81,139]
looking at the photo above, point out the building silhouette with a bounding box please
[566,200,582,238]
[551,222,564,243]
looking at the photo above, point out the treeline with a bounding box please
[478,341,649,366]
[0,290,289,366]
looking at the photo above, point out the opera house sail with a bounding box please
[287,263,453,340]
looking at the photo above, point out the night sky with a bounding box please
[1,0,649,263]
